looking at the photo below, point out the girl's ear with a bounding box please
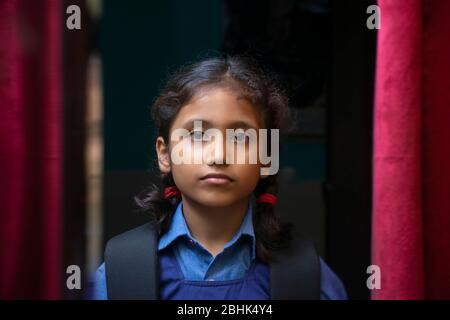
[259,161,271,179]
[259,167,269,179]
[156,136,171,173]
[260,173,269,179]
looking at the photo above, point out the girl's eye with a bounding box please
[234,132,248,143]
[189,130,205,141]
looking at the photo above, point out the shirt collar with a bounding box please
[158,201,256,260]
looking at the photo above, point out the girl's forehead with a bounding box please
[171,88,264,130]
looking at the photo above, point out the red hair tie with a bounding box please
[164,186,181,200]
[256,193,277,206]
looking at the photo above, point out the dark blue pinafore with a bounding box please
[158,248,270,300]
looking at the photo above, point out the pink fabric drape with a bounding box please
[372,0,450,299]
[0,0,62,299]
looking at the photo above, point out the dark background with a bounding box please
[63,0,376,300]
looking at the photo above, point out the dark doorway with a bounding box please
[99,0,376,299]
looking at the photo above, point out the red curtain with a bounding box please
[0,0,63,299]
[372,0,450,299]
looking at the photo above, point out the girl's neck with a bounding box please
[180,195,250,257]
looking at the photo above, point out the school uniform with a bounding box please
[91,201,348,300]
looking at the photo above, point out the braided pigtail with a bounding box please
[253,175,292,262]
[134,173,181,236]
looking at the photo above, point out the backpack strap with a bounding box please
[104,223,320,300]
[105,223,158,300]
[270,236,321,300]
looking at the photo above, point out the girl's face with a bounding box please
[156,87,268,207]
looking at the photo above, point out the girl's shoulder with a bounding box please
[319,258,348,300]
[89,262,107,300]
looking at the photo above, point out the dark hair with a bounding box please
[135,55,293,262]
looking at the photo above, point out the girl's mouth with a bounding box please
[200,173,234,185]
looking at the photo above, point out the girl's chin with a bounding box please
[189,193,244,208]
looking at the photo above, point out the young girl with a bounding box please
[91,56,347,300]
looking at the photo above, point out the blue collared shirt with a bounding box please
[158,200,256,281]
[91,201,348,299]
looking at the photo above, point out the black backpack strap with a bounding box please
[104,223,319,300]
[104,223,158,300]
[270,236,321,300]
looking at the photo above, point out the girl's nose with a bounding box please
[204,136,228,166]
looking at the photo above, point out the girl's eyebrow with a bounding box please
[181,118,211,129]
[181,119,258,130]
[227,120,259,130]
